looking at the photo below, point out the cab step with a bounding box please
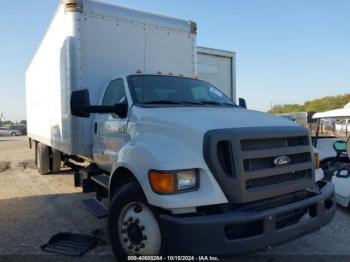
[81,198,108,219]
[91,174,109,189]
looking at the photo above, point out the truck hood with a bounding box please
[130,106,298,133]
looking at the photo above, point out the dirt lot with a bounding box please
[1,137,350,261]
[0,137,112,260]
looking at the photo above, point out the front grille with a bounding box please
[203,126,315,203]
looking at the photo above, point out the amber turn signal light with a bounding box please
[149,172,176,194]
[315,152,320,168]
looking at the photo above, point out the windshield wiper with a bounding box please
[143,100,236,107]
[143,100,182,105]
[197,101,236,107]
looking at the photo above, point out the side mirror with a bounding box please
[333,140,347,154]
[239,98,247,109]
[71,89,128,118]
[71,89,91,118]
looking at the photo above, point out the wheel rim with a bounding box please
[118,202,161,255]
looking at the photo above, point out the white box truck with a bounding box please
[26,0,335,257]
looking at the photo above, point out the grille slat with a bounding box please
[246,169,312,190]
[241,136,309,151]
[241,146,311,159]
[244,152,312,172]
[244,163,313,180]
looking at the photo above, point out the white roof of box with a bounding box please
[313,102,350,119]
[83,0,192,32]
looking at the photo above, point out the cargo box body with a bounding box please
[26,0,197,156]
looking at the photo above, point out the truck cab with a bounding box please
[71,73,336,256]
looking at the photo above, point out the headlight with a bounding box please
[177,171,197,191]
[149,169,198,194]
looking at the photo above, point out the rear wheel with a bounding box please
[108,183,166,257]
[36,143,50,175]
[50,149,61,173]
[11,132,16,136]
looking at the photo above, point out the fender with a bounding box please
[109,134,227,209]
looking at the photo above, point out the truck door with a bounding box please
[93,78,130,171]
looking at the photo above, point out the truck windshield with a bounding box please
[127,75,235,107]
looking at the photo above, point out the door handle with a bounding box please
[94,122,98,134]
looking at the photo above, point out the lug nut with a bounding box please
[121,229,126,234]
[128,245,134,250]
[123,238,128,243]
[123,221,128,226]
[134,205,143,213]
[135,247,140,252]
[140,243,145,249]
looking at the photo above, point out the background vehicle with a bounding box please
[313,105,350,207]
[0,126,25,136]
[26,0,335,256]
[197,47,236,101]
[277,112,320,136]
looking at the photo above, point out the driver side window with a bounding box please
[102,78,126,106]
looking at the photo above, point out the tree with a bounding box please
[269,104,305,114]
[268,93,350,114]
[1,120,13,125]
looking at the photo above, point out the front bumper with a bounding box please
[160,182,335,256]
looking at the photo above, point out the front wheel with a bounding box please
[108,183,166,257]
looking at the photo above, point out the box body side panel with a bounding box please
[26,6,73,154]
[80,11,196,106]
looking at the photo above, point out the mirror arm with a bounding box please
[87,104,128,118]
[86,105,117,114]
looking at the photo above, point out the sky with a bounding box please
[0,0,349,121]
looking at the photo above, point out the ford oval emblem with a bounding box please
[274,156,291,167]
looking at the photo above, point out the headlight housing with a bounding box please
[149,169,198,194]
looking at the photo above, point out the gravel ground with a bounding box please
[0,136,350,261]
[0,136,113,260]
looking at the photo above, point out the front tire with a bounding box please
[108,183,166,257]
